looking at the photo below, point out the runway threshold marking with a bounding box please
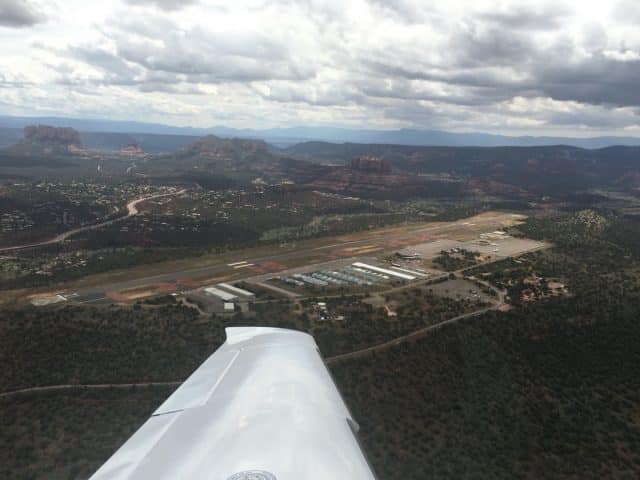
[232,263,253,269]
[228,261,249,266]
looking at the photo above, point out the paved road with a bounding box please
[0,189,185,254]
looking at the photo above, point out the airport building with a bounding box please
[390,265,427,277]
[352,262,416,280]
[217,283,255,299]
[204,286,238,302]
[273,260,420,292]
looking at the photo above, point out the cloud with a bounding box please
[0,0,45,27]
[67,45,141,85]
[614,0,640,24]
[368,0,437,22]
[124,0,199,11]
[480,3,571,31]
[532,54,640,107]
[63,9,318,91]
[448,23,537,68]
[0,0,639,134]
[353,7,640,112]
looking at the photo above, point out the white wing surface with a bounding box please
[89,327,376,480]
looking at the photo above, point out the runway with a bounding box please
[68,212,527,304]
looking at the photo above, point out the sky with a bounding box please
[0,0,639,136]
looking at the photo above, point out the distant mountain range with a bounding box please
[0,125,200,154]
[1,114,640,149]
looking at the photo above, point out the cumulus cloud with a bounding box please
[0,0,45,27]
[124,0,199,11]
[0,0,639,134]
[355,4,640,113]
[62,9,318,91]
[480,3,571,31]
[614,0,640,24]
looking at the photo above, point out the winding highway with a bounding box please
[0,189,185,253]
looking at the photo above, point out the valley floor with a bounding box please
[3,210,640,479]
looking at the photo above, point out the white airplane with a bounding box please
[89,327,376,480]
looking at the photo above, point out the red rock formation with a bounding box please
[184,135,268,159]
[349,155,392,174]
[24,125,81,146]
[119,143,145,156]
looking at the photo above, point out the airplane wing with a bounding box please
[89,327,376,480]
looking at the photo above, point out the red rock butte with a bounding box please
[23,125,82,146]
[119,143,146,156]
[349,155,392,174]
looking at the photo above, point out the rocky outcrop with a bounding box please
[119,143,145,156]
[24,125,82,146]
[350,155,392,174]
[5,125,86,156]
[184,135,268,160]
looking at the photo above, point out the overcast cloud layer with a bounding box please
[0,0,639,135]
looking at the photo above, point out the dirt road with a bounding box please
[326,276,505,364]
[0,281,504,399]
